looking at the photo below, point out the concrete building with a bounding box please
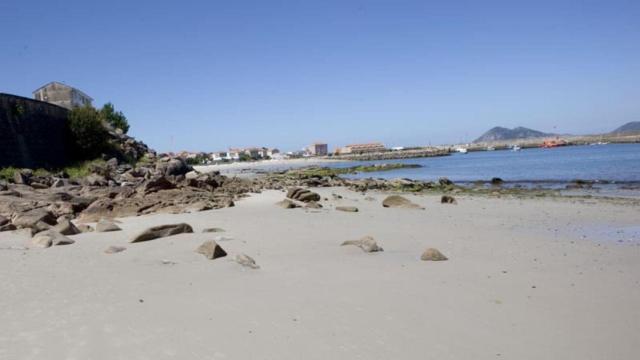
[337,142,386,154]
[308,143,328,156]
[33,82,93,110]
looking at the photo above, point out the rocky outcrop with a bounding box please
[130,223,194,243]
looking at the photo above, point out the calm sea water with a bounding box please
[338,144,640,184]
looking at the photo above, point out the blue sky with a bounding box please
[2,0,639,152]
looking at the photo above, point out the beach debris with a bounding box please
[235,253,260,269]
[286,187,321,203]
[104,245,127,254]
[77,224,94,233]
[31,230,75,248]
[441,195,457,204]
[341,236,383,252]
[195,240,227,260]
[52,219,81,235]
[202,227,225,233]
[382,195,424,209]
[305,201,323,209]
[276,199,300,209]
[95,219,122,232]
[336,206,359,213]
[421,248,448,261]
[130,223,193,243]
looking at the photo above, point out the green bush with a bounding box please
[100,102,129,134]
[68,106,110,159]
[0,167,18,181]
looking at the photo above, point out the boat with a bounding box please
[455,147,468,154]
[511,145,521,151]
[541,138,567,148]
[486,146,495,151]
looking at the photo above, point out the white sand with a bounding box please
[1,189,639,359]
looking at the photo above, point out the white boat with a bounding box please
[511,145,521,152]
[486,146,495,151]
[455,147,468,154]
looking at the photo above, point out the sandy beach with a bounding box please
[1,188,639,359]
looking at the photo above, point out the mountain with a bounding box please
[610,121,640,134]
[473,126,554,143]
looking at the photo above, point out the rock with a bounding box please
[332,193,343,200]
[31,230,75,248]
[336,206,358,212]
[85,173,108,187]
[421,248,448,261]
[104,245,126,254]
[195,240,227,260]
[0,223,17,232]
[12,209,57,229]
[14,170,32,185]
[202,227,225,233]
[141,176,175,194]
[130,223,194,243]
[235,253,260,269]
[105,157,119,169]
[341,236,383,252]
[491,177,504,185]
[382,195,423,209]
[286,187,321,202]
[305,201,322,209]
[80,198,114,221]
[53,219,81,235]
[439,177,453,186]
[156,158,191,176]
[276,199,300,209]
[77,224,94,233]
[0,215,8,226]
[30,182,49,189]
[441,195,457,204]
[96,219,122,232]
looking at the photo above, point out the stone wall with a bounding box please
[0,93,71,168]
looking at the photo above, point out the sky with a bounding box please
[1,0,639,152]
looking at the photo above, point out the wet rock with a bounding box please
[235,253,260,269]
[104,245,126,254]
[52,219,81,235]
[96,219,122,232]
[202,227,225,233]
[382,195,423,209]
[31,230,75,248]
[441,195,457,204]
[276,199,300,209]
[130,223,194,243]
[341,236,383,253]
[421,248,448,261]
[336,206,358,212]
[195,240,227,260]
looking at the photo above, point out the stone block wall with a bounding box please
[0,93,71,168]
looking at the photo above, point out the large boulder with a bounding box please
[140,176,175,194]
[156,158,191,177]
[195,240,227,260]
[341,236,383,253]
[130,223,194,243]
[12,209,57,230]
[382,195,423,209]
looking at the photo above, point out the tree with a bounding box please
[100,102,130,133]
[68,106,110,159]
